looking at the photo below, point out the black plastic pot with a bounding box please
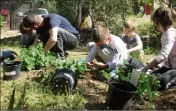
[105,80,137,110]
[51,69,77,94]
[2,61,22,80]
[1,50,18,61]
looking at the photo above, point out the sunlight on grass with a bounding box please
[1,71,87,110]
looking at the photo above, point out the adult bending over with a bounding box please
[20,13,80,59]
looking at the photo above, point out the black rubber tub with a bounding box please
[50,68,77,94]
[2,61,22,80]
[105,79,137,110]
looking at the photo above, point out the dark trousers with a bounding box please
[151,67,176,90]
[123,57,145,70]
[38,28,79,59]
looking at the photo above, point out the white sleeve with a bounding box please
[155,31,175,63]
[107,43,124,70]
[85,45,98,62]
[136,35,143,49]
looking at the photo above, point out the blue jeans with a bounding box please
[20,34,36,47]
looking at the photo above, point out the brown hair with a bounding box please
[92,21,110,43]
[19,22,30,34]
[123,19,137,31]
[151,7,176,29]
[23,14,41,28]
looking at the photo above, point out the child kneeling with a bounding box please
[85,22,143,79]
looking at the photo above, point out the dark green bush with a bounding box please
[107,18,161,55]
[0,15,4,28]
[137,21,161,54]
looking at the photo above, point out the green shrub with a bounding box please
[108,19,124,36]
[20,42,57,71]
[0,15,4,28]
[137,20,161,54]
[107,18,161,54]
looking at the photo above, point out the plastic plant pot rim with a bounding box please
[108,81,137,94]
[52,68,77,90]
[2,61,22,67]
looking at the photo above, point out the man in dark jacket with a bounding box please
[20,13,80,59]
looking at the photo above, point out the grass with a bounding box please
[0,34,89,110]
[1,75,87,110]
[0,28,163,110]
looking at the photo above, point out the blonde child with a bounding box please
[121,19,144,60]
[85,22,129,78]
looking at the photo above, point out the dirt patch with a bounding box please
[77,71,108,110]
[155,88,176,109]
[77,70,176,110]
[1,28,21,39]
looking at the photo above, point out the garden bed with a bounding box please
[1,27,176,110]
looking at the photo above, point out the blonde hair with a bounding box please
[92,21,110,43]
[124,19,137,31]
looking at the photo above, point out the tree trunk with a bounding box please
[76,0,82,30]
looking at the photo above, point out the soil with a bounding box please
[77,71,108,110]
[1,27,21,39]
[78,71,176,110]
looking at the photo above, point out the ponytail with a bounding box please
[171,8,176,22]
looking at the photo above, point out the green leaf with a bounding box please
[24,58,33,64]
[8,88,16,110]
[70,64,77,73]
[77,66,85,73]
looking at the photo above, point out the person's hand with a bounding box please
[27,30,36,37]
[141,67,147,72]
[140,67,152,74]
[86,62,93,69]
[93,62,107,69]
[128,49,132,53]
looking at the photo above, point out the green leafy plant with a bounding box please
[144,46,158,55]
[117,66,131,81]
[20,42,57,71]
[32,59,86,87]
[50,58,86,78]
[20,42,86,74]
[100,70,111,79]
[137,73,160,102]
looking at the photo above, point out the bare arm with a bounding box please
[44,27,58,53]
[143,29,175,72]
